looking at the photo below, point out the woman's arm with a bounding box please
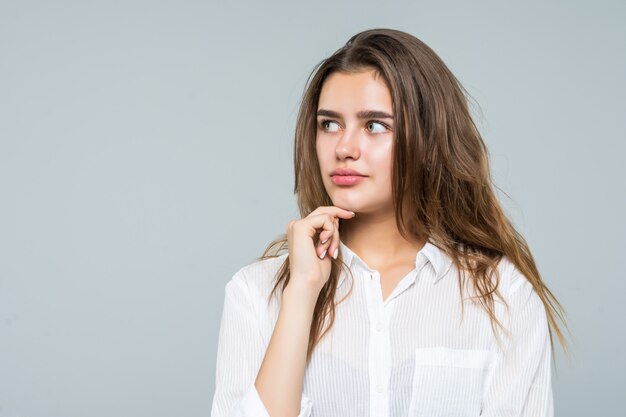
[210,271,314,417]
[254,281,318,417]
[480,269,554,416]
[253,208,349,416]
[212,207,348,416]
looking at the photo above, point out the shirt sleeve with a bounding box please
[210,270,314,417]
[480,269,554,417]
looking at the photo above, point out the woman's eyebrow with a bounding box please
[317,109,394,119]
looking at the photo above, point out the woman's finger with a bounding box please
[306,208,354,258]
[319,230,332,244]
[309,206,355,219]
[316,215,343,259]
[304,214,336,259]
[330,217,340,259]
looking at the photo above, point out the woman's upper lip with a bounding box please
[331,168,366,176]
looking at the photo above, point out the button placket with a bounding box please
[366,271,390,417]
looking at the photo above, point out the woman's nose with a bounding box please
[335,126,361,160]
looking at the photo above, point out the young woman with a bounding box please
[211,28,569,417]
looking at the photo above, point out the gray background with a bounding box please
[1,0,624,416]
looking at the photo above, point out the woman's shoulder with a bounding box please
[493,255,541,302]
[228,253,289,297]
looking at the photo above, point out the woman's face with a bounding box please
[315,69,395,215]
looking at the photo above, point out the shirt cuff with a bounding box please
[238,383,313,417]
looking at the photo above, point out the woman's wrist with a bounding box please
[283,279,321,310]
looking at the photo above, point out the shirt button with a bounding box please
[376,322,384,332]
[376,384,384,393]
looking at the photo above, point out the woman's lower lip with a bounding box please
[331,175,366,185]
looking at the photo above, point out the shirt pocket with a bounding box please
[407,347,495,417]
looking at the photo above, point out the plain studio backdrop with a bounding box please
[1,0,624,416]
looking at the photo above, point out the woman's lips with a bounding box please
[331,175,366,185]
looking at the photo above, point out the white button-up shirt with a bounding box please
[211,239,553,416]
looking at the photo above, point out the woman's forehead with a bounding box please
[318,70,392,113]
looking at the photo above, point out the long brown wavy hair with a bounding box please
[257,28,569,364]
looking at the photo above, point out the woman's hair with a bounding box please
[257,28,569,364]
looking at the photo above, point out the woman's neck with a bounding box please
[341,212,426,269]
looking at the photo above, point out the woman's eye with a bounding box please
[320,120,340,132]
[366,121,389,133]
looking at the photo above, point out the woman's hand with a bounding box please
[286,206,356,295]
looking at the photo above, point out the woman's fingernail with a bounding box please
[319,249,327,259]
[333,248,338,259]
[321,237,329,244]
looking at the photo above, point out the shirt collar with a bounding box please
[337,238,453,288]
